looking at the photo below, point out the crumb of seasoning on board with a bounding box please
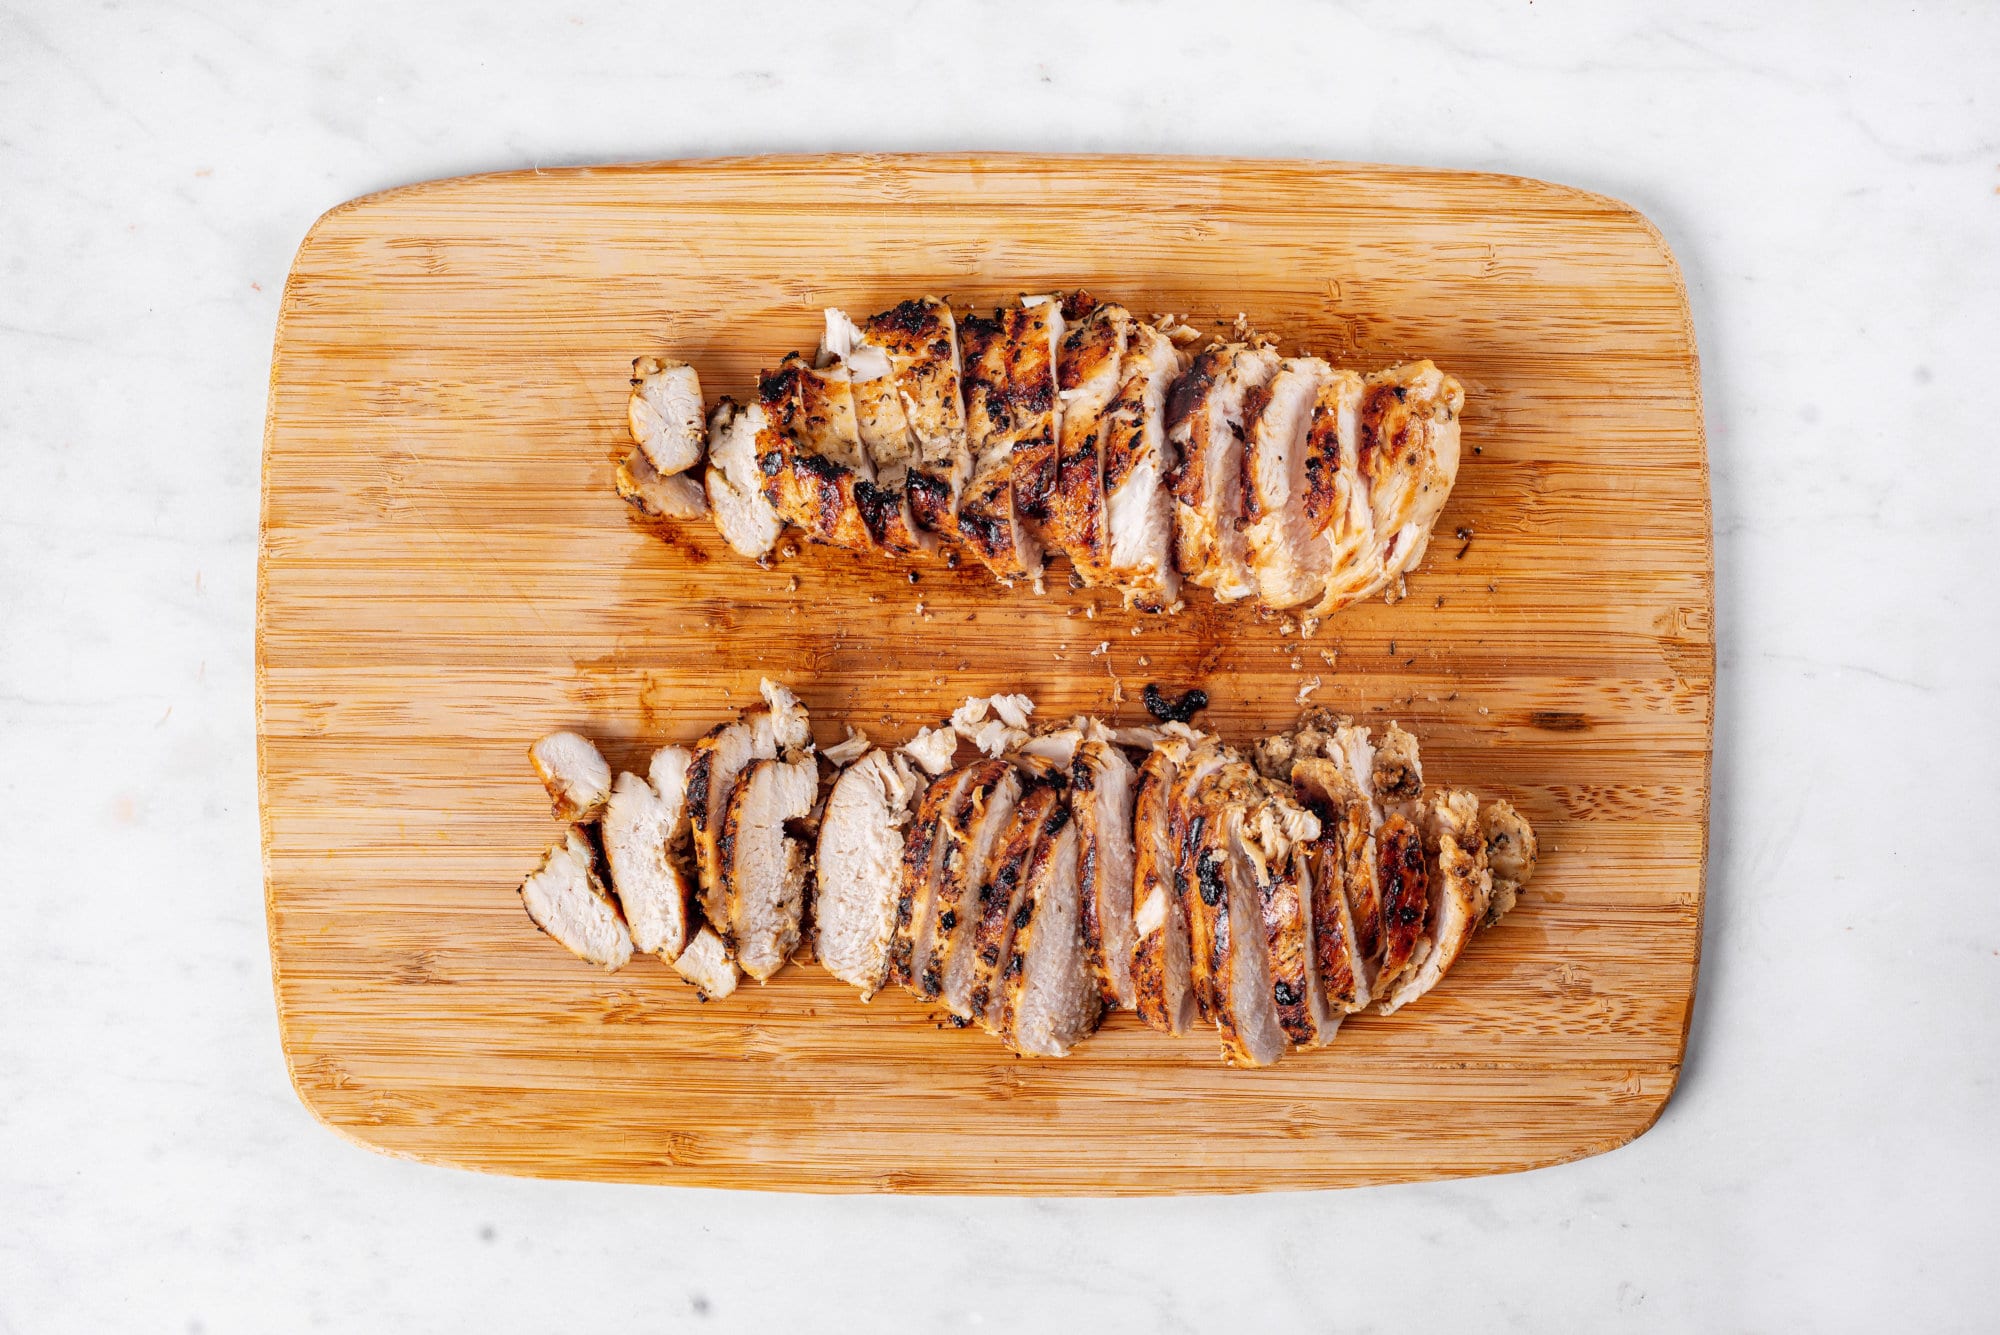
[1085,605,1096,619]
[1320,649,1338,666]
[787,575,799,592]
[1296,676,1322,704]
[1455,526,1474,559]
[907,571,920,584]
[1138,656,1150,667]
[1090,642,1110,657]
[1279,619,1296,636]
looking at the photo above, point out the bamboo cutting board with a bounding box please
[259,154,1711,1194]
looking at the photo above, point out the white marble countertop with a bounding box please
[5,2,1996,1329]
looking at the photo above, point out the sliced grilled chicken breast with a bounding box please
[1210,801,1293,1068]
[1042,296,1132,580]
[1377,788,1491,1015]
[993,785,1101,1056]
[1167,342,1280,602]
[719,755,819,981]
[857,297,968,536]
[814,747,928,996]
[1129,728,1198,1033]
[528,731,612,824]
[628,357,706,476]
[1243,357,1337,609]
[1102,321,1186,612]
[1235,788,1330,1047]
[616,448,709,520]
[954,298,1062,585]
[885,767,976,990]
[519,828,631,970]
[915,759,1020,1010]
[964,767,1066,1027]
[1072,726,1139,1010]
[1479,798,1539,925]
[704,398,787,560]
[1313,360,1465,613]
[602,746,695,959]
[672,924,740,1001]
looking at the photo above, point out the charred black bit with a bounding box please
[1393,384,1408,401]
[980,946,999,967]
[1143,683,1209,724]
[937,909,956,931]
[758,450,782,477]
[1012,903,1033,930]
[1069,754,1094,791]
[1196,849,1227,908]
[1004,954,1024,979]
[907,570,920,584]
[1273,980,1299,1007]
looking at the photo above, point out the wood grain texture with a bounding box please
[259,154,1711,1194]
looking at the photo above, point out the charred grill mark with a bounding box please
[905,470,951,531]
[853,479,901,545]
[873,298,943,339]
[1196,848,1227,907]
[1165,350,1222,434]
[1012,902,1033,930]
[1069,754,1094,791]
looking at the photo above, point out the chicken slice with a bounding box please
[1235,786,1331,1048]
[884,767,977,990]
[601,746,696,960]
[528,731,611,824]
[914,759,1021,1012]
[616,448,709,521]
[1288,759,1373,1016]
[687,680,810,951]
[718,755,819,981]
[627,357,706,476]
[1041,296,1132,581]
[857,297,968,536]
[1211,801,1295,1068]
[1170,738,1239,1023]
[1129,728,1199,1034]
[672,924,740,1001]
[1298,368,1367,600]
[1243,357,1338,609]
[1371,812,1430,999]
[992,777,1102,1056]
[814,747,928,996]
[1479,798,1539,925]
[1102,321,1187,612]
[1312,360,1465,613]
[519,828,632,970]
[1072,725,1140,1010]
[703,398,787,560]
[757,357,887,554]
[1378,789,1492,1015]
[963,766,1067,1028]
[954,298,1063,586]
[1166,341,1280,602]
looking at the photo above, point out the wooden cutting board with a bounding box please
[259,154,1711,1194]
